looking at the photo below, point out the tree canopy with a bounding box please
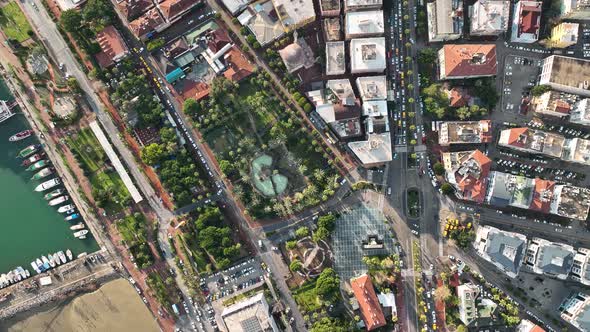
[315,268,340,302]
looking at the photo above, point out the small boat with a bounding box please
[35,178,60,192]
[66,249,73,261]
[18,144,41,158]
[9,130,34,142]
[48,254,56,268]
[65,213,80,221]
[58,251,67,264]
[53,253,61,266]
[35,258,44,271]
[25,270,30,278]
[44,188,64,200]
[70,223,85,230]
[27,159,49,171]
[17,267,27,279]
[22,153,44,167]
[30,262,40,274]
[77,252,87,258]
[49,195,69,206]
[31,167,53,180]
[12,270,21,282]
[57,204,75,213]
[73,230,88,238]
[41,256,50,270]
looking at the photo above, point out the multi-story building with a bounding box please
[356,76,388,101]
[560,0,590,19]
[128,8,167,40]
[570,98,590,126]
[221,292,279,332]
[524,237,575,280]
[344,0,382,11]
[510,0,542,43]
[530,90,577,118]
[320,0,340,16]
[438,44,498,80]
[345,11,384,39]
[571,248,590,286]
[437,120,492,146]
[562,137,590,166]
[271,0,316,31]
[468,0,510,36]
[548,22,579,48]
[427,0,464,42]
[498,127,565,158]
[350,274,386,331]
[539,56,590,97]
[474,225,528,278]
[560,292,590,332]
[457,283,480,326]
[326,41,346,76]
[442,150,491,203]
[350,37,386,74]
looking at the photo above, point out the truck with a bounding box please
[258,240,263,249]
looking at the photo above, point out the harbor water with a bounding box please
[0,79,98,274]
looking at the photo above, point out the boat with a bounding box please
[35,178,61,192]
[41,256,50,270]
[47,254,56,268]
[49,195,69,206]
[57,251,67,264]
[18,144,41,158]
[65,213,80,221]
[66,249,73,261]
[53,253,61,266]
[30,262,40,274]
[70,223,85,230]
[0,100,16,124]
[31,167,53,180]
[12,270,21,282]
[35,258,44,271]
[73,230,88,238]
[25,270,30,278]
[27,159,49,171]
[21,153,44,167]
[77,252,87,258]
[65,209,76,214]
[9,130,34,142]
[57,204,75,213]
[16,267,27,279]
[44,188,64,200]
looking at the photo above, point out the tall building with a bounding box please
[345,10,384,39]
[221,293,279,332]
[539,56,590,97]
[510,0,542,43]
[570,98,590,126]
[548,22,579,48]
[457,283,480,326]
[469,0,510,36]
[560,292,590,331]
[350,37,386,74]
[560,0,590,19]
[427,0,464,42]
[438,44,497,80]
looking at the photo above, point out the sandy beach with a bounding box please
[0,278,160,332]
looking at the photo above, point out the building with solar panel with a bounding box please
[221,292,279,332]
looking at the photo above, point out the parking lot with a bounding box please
[501,54,542,114]
[201,258,264,303]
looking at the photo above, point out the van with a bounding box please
[387,187,392,195]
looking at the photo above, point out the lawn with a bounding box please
[67,128,106,173]
[292,278,321,312]
[407,189,420,218]
[0,2,33,43]
[89,170,131,211]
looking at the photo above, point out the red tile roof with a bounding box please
[447,87,471,107]
[441,44,497,78]
[95,25,129,68]
[207,28,231,53]
[502,127,529,148]
[159,0,200,21]
[519,3,541,35]
[529,178,555,213]
[222,46,255,82]
[479,120,493,143]
[116,0,154,20]
[129,8,165,39]
[351,274,386,331]
[454,150,492,203]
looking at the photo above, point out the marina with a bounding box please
[0,79,97,283]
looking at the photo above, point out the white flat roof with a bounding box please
[356,76,387,101]
[326,41,345,75]
[272,0,315,28]
[89,121,143,203]
[350,37,386,73]
[348,132,392,165]
[345,0,382,9]
[221,0,251,15]
[345,10,384,36]
[362,100,388,117]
